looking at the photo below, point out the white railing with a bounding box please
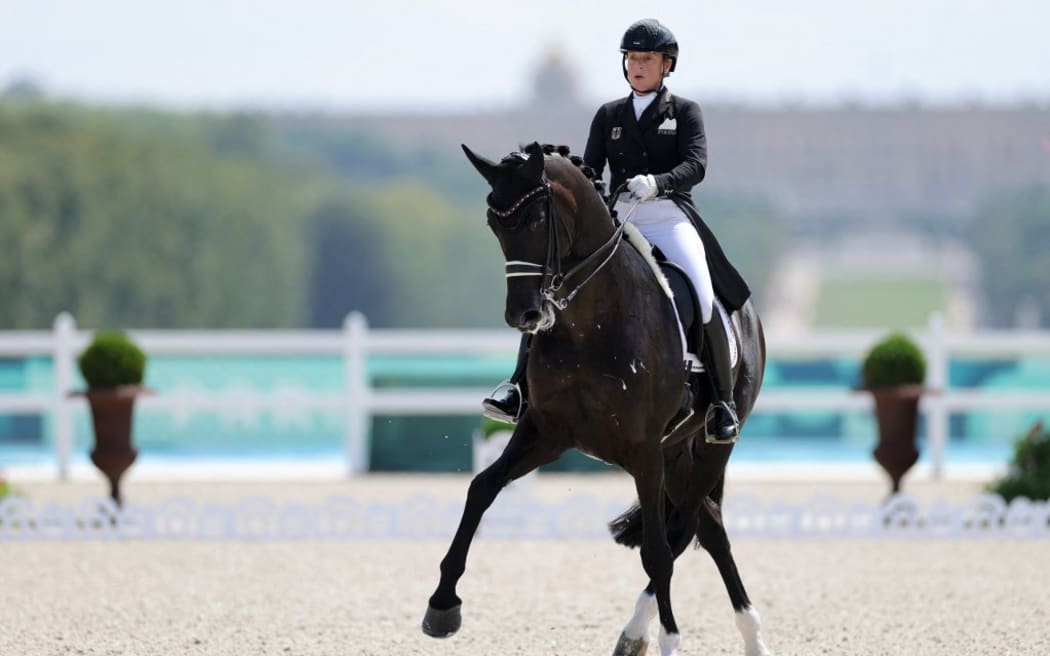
[1,312,1049,480]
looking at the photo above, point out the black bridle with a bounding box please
[489,177,633,312]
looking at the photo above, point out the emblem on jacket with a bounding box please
[657,118,677,134]
[611,127,622,140]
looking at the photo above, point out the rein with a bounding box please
[491,180,638,312]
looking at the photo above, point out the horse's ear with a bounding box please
[462,144,499,186]
[522,141,545,182]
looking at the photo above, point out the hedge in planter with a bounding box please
[77,331,148,505]
[861,332,926,389]
[79,331,146,389]
[860,332,927,495]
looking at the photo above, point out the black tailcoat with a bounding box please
[583,87,751,311]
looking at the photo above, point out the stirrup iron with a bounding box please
[481,379,523,425]
[704,400,740,445]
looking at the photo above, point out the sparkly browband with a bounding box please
[487,184,548,218]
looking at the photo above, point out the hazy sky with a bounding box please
[3,0,1048,111]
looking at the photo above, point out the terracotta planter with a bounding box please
[78,386,149,506]
[868,385,923,494]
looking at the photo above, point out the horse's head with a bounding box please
[462,141,594,333]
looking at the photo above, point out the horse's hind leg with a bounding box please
[613,589,658,656]
[614,448,730,656]
[696,497,772,656]
[422,416,563,638]
[627,452,681,656]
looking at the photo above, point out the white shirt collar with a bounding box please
[632,92,657,120]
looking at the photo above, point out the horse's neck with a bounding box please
[570,205,617,259]
[550,246,645,339]
[547,185,654,337]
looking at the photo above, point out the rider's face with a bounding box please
[625,51,670,94]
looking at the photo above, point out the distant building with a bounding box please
[346,101,1050,225]
[344,49,1049,225]
[527,47,583,112]
[340,54,1050,329]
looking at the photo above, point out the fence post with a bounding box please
[53,313,77,481]
[344,312,370,476]
[926,312,948,480]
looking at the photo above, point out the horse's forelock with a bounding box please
[499,151,529,166]
[492,145,600,214]
[486,151,542,207]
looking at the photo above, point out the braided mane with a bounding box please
[531,143,608,199]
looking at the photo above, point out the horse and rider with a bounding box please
[423,19,773,656]
[483,18,749,445]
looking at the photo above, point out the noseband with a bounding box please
[489,176,634,312]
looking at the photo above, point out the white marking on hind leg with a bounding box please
[735,606,772,656]
[657,627,680,656]
[613,591,656,656]
[622,590,657,641]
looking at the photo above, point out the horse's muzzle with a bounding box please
[507,301,558,333]
[506,307,544,332]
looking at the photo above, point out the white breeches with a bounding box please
[615,196,715,323]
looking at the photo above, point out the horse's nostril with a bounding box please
[522,310,542,326]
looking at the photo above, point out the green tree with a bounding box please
[307,196,394,327]
[0,103,308,329]
[354,182,504,328]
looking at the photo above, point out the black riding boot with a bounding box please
[482,335,531,424]
[701,316,740,443]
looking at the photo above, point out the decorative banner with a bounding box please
[1,493,1047,541]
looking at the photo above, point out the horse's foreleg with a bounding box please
[422,418,562,638]
[696,498,772,656]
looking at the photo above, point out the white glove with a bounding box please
[627,174,658,201]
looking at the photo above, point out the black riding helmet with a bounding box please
[620,18,678,84]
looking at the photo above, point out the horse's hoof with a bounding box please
[422,604,462,638]
[612,631,648,656]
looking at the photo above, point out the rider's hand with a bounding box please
[627,174,658,201]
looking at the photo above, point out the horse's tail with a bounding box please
[609,476,727,549]
[608,502,644,548]
[608,496,675,548]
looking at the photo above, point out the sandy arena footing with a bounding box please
[3,472,1048,655]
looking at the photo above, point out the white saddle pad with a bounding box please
[621,222,738,371]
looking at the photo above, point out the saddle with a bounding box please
[659,261,739,371]
[621,222,740,370]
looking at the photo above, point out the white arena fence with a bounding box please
[1,492,1048,541]
[1,311,1050,479]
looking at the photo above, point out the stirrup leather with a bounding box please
[481,379,523,425]
[662,366,698,440]
[704,400,740,445]
[662,407,695,441]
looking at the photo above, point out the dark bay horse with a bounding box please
[422,142,772,656]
